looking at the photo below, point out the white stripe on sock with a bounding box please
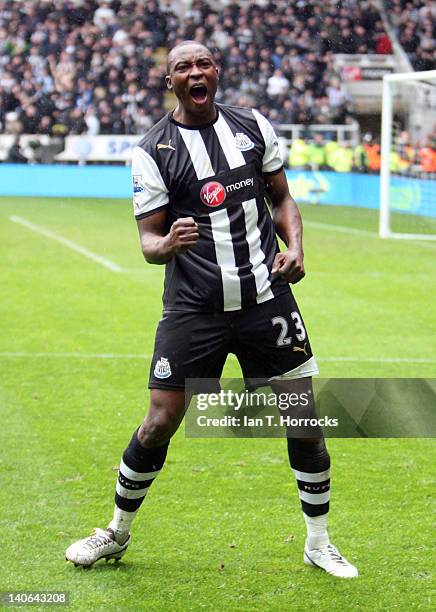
[116,481,150,500]
[119,459,160,481]
[293,468,330,483]
[298,490,330,505]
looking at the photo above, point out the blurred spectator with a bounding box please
[21,105,39,133]
[37,116,54,135]
[6,136,28,163]
[85,106,100,136]
[308,134,328,170]
[4,111,23,135]
[267,69,290,97]
[68,108,87,135]
[94,1,116,31]
[353,141,369,173]
[373,16,393,54]
[288,137,309,170]
[418,140,436,172]
[326,77,350,124]
[325,140,340,169]
[329,142,354,172]
[363,133,381,173]
[397,130,416,169]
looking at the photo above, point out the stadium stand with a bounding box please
[383,0,435,71]
[0,0,392,135]
[0,0,433,171]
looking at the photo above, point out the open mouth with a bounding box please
[189,83,208,104]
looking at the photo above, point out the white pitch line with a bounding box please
[10,216,124,272]
[0,352,148,359]
[305,221,436,248]
[318,356,436,364]
[305,221,376,238]
[0,352,434,364]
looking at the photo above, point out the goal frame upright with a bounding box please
[379,69,436,240]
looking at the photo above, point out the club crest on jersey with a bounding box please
[234,132,255,151]
[200,181,226,207]
[133,175,144,194]
[154,357,172,379]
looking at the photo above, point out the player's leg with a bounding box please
[66,310,229,567]
[235,293,358,578]
[275,378,357,578]
[287,434,357,578]
[270,376,332,549]
[286,435,331,552]
[65,389,186,567]
[107,388,186,542]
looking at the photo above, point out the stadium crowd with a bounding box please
[287,132,436,174]
[384,0,435,71]
[0,0,394,137]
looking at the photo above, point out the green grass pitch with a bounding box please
[0,196,434,611]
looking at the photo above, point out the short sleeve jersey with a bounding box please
[131,103,290,312]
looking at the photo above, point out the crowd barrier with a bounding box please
[0,164,433,217]
[0,132,358,163]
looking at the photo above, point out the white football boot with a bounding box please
[65,528,130,567]
[304,542,358,578]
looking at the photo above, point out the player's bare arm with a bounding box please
[265,169,305,284]
[137,211,199,264]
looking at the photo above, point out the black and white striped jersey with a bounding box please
[132,103,290,312]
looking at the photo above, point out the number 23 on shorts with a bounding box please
[272,311,306,347]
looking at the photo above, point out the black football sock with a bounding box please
[108,429,168,541]
[287,437,331,548]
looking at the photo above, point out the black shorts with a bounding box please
[149,291,318,391]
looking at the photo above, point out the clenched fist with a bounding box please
[168,217,199,254]
[272,247,305,284]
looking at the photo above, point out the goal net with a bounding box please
[379,70,436,240]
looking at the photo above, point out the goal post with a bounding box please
[379,70,436,240]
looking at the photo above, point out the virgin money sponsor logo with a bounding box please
[200,181,226,207]
[226,177,254,192]
[200,177,255,207]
